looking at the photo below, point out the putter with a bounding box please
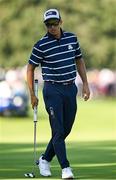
[24,79,38,178]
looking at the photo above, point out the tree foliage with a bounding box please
[0,0,115,69]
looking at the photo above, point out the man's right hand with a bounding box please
[31,95,38,109]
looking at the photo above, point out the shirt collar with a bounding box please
[47,28,65,40]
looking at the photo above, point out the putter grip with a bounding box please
[34,79,38,122]
[34,79,38,98]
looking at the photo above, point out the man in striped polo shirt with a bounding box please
[27,9,90,179]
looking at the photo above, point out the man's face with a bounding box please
[45,18,61,36]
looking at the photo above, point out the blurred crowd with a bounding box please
[76,69,116,98]
[0,67,28,116]
[0,67,116,99]
[0,67,27,94]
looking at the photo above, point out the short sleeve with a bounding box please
[28,42,43,66]
[75,36,82,59]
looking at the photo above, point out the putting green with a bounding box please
[0,97,116,179]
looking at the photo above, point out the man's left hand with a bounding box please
[82,83,90,101]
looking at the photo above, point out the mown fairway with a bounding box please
[0,92,116,179]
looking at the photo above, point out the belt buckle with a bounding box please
[63,82,69,85]
[62,80,75,85]
[51,81,55,84]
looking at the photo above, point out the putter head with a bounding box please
[36,160,39,165]
[24,172,35,178]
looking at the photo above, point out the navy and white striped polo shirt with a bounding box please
[29,29,82,83]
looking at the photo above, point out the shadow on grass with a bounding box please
[0,141,116,179]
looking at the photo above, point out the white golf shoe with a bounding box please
[38,156,51,177]
[62,167,74,179]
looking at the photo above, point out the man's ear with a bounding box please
[59,19,62,25]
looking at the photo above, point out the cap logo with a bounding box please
[46,11,57,16]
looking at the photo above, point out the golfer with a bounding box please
[27,9,90,179]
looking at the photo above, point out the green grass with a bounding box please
[0,93,116,179]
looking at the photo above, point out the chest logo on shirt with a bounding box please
[68,44,73,50]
